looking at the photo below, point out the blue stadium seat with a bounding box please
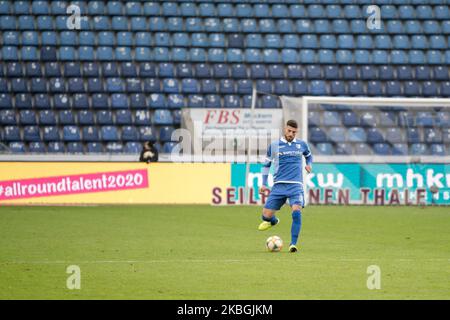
[208,48,225,62]
[97,110,113,125]
[347,127,367,142]
[124,142,142,154]
[403,81,421,97]
[58,109,76,125]
[397,66,413,80]
[224,95,241,108]
[322,111,341,126]
[422,81,439,97]
[411,143,428,155]
[105,142,124,154]
[187,95,204,108]
[333,142,351,155]
[330,81,346,96]
[373,143,391,155]
[62,125,81,142]
[281,49,299,63]
[342,111,359,127]
[283,34,300,48]
[110,93,128,109]
[201,79,217,94]
[348,81,365,96]
[314,142,334,155]
[4,125,20,141]
[274,80,291,95]
[77,110,95,126]
[436,112,450,127]
[23,125,41,142]
[309,127,327,143]
[167,94,184,109]
[15,94,33,109]
[213,64,229,78]
[391,143,408,156]
[386,81,402,96]
[424,128,442,143]
[8,142,26,153]
[255,80,271,94]
[28,142,46,153]
[416,112,435,127]
[122,126,140,142]
[310,80,328,95]
[367,128,385,143]
[159,126,175,142]
[42,126,60,141]
[407,128,421,143]
[360,112,378,127]
[354,143,372,155]
[101,126,119,141]
[5,62,23,77]
[441,82,450,97]
[308,111,321,127]
[19,110,36,125]
[205,95,221,108]
[219,79,235,94]
[85,142,102,153]
[139,62,156,78]
[430,144,446,156]
[154,109,174,125]
[266,34,282,48]
[46,142,65,153]
[293,80,308,95]
[323,65,339,79]
[134,110,152,126]
[328,127,346,143]
[0,93,12,109]
[0,109,16,125]
[186,18,204,32]
[115,110,132,126]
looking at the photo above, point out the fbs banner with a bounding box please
[0,162,230,205]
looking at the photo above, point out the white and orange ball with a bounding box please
[266,236,283,252]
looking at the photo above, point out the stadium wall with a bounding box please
[0,162,448,206]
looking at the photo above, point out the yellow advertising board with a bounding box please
[0,162,230,205]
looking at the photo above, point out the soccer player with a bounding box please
[258,119,312,253]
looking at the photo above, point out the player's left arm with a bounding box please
[302,142,313,173]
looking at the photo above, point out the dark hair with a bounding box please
[286,119,298,128]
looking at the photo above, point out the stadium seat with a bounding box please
[335,143,353,155]
[367,128,385,144]
[373,143,391,155]
[347,127,367,142]
[424,128,442,143]
[411,143,428,155]
[430,144,446,156]
[392,143,408,156]
[309,127,327,143]
[354,143,372,155]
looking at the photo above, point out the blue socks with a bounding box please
[262,214,278,226]
[291,210,302,245]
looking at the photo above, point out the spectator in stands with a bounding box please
[139,141,158,163]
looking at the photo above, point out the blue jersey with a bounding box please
[262,138,312,186]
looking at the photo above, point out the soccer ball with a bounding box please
[266,236,283,252]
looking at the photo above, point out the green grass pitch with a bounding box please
[0,205,449,300]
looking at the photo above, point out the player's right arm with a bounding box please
[260,143,273,194]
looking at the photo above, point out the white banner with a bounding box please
[181,108,283,157]
[182,108,283,131]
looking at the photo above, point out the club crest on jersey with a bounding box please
[296,144,301,149]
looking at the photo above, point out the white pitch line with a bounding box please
[1,258,449,265]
